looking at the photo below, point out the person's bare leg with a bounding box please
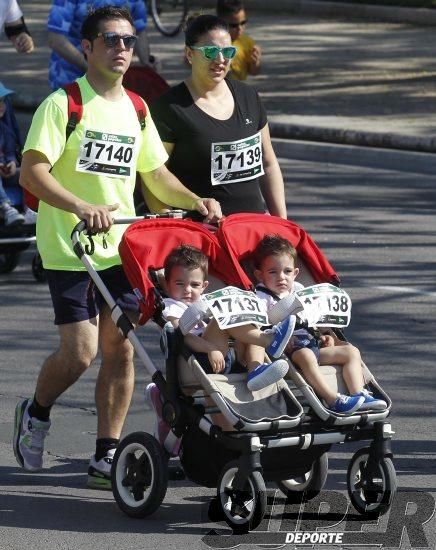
[201,318,230,355]
[245,344,266,373]
[35,319,99,407]
[319,345,364,394]
[95,306,136,439]
[292,348,337,405]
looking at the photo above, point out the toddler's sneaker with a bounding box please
[13,398,50,471]
[266,315,296,359]
[145,383,180,457]
[23,206,37,225]
[247,359,289,392]
[353,389,387,411]
[327,393,365,415]
[3,204,24,226]
[87,448,115,490]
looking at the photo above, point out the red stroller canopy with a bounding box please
[216,213,339,286]
[119,218,252,325]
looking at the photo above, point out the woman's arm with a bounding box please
[259,123,287,219]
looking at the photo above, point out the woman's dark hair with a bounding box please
[81,6,134,41]
[184,14,229,47]
[217,0,245,18]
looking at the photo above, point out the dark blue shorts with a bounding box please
[289,332,320,362]
[45,265,139,325]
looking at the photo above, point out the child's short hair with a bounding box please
[253,234,297,269]
[164,244,209,281]
[216,0,245,17]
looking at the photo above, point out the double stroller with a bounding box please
[72,212,396,533]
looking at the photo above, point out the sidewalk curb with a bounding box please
[272,138,436,175]
[269,121,436,154]
[15,93,436,154]
[198,0,436,25]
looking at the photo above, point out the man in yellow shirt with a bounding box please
[217,0,261,81]
[13,5,221,489]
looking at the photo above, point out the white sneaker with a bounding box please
[23,207,37,225]
[87,448,115,490]
[13,398,51,471]
[3,204,24,226]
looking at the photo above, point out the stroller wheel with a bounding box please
[111,431,168,518]
[277,452,328,502]
[0,251,20,274]
[216,460,266,534]
[347,447,397,518]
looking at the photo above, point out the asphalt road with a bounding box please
[0,142,435,549]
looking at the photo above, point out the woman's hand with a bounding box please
[194,197,222,223]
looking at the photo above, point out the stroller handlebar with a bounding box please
[71,210,188,258]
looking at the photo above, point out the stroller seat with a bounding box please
[177,354,303,428]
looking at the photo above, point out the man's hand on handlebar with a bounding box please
[75,203,119,232]
[194,198,222,223]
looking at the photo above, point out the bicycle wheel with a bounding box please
[150,0,188,37]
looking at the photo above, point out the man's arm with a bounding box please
[20,149,119,231]
[140,164,222,222]
[47,31,88,72]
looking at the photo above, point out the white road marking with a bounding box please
[376,285,436,298]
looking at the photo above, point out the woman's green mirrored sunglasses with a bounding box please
[190,45,237,60]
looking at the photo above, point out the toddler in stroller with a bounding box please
[160,243,294,390]
[71,212,396,532]
[250,233,387,414]
[0,82,39,277]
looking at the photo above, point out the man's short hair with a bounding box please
[216,0,245,17]
[253,234,297,269]
[81,6,134,41]
[164,245,209,281]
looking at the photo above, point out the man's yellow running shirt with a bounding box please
[23,76,168,270]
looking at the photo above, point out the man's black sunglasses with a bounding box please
[95,32,137,49]
[228,20,248,28]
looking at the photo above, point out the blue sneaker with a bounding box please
[353,389,387,411]
[247,359,289,392]
[328,393,365,415]
[266,315,296,359]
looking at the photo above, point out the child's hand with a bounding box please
[251,45,262,65]
[320,334,335,348]
[208,350,225,373]
[3,161,17,177]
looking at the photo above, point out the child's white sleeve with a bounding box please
[162,298,186,321]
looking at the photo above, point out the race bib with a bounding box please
[295,284,352,327]
[203,286,268,329]
[211,132,264,186]
[76,129,136,178]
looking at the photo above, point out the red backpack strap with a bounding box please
[63,81,83,141]
[125,88,146,130]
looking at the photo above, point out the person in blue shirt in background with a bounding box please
[0,81,36,226]
[47,0,157,90]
